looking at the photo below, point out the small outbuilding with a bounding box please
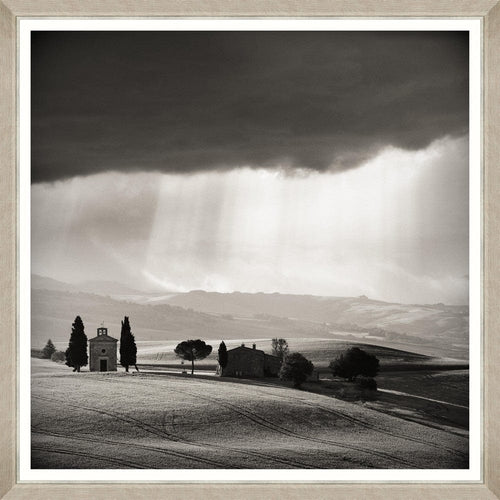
[89,326,118,372]
[217,343,282,378]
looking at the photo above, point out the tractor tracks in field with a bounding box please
[303,400,466,460]
[32,394,230,469]
[85,379,324,469]
[159,385,419,469]
[96,375,421,468]
[31,444,149,469]
[32,394,183,442]
[32,393,316,469]
[32,428,232,469]
[254,389,467,461]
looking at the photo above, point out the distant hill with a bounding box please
[31,274,80,293]
[31,289,327,349]
[77,280,144,296]
[32,274,174,304]
[32,274,145,296]
[30,276,468,360]
[164,290,468,341]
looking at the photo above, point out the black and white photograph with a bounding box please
[25,21,479,476]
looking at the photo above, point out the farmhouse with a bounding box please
[88,326,118,372]
[218,343,282,378]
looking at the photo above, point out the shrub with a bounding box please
[51,350,66,363]
[30,348,44,359]
[279,352,314,388]
[329,347,380,382]
[356,376,378,391]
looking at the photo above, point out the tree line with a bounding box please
[171,337,378,390]
[43,322,379,390]
[271,339,379,389]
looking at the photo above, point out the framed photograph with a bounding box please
[1,1,499,499]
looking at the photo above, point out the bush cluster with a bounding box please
[279,352,314,388]
[51,350,66,363]
[329,347,379,382]
[356,376,377,391]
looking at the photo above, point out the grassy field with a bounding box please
[31,358,468,470]
[306,371,469,433]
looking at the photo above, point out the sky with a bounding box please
[31,30,470,304]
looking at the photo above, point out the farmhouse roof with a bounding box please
[228,345,280,360]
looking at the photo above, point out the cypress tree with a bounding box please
[218,341,228,372]
[119,316,138,372]
[65,316,88,372]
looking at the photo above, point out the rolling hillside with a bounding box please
[31,275,469,359]
[31,289,326,348]
[165,290,468,342]
[31,358,468,469]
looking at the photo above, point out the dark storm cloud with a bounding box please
[31,31,468,183]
